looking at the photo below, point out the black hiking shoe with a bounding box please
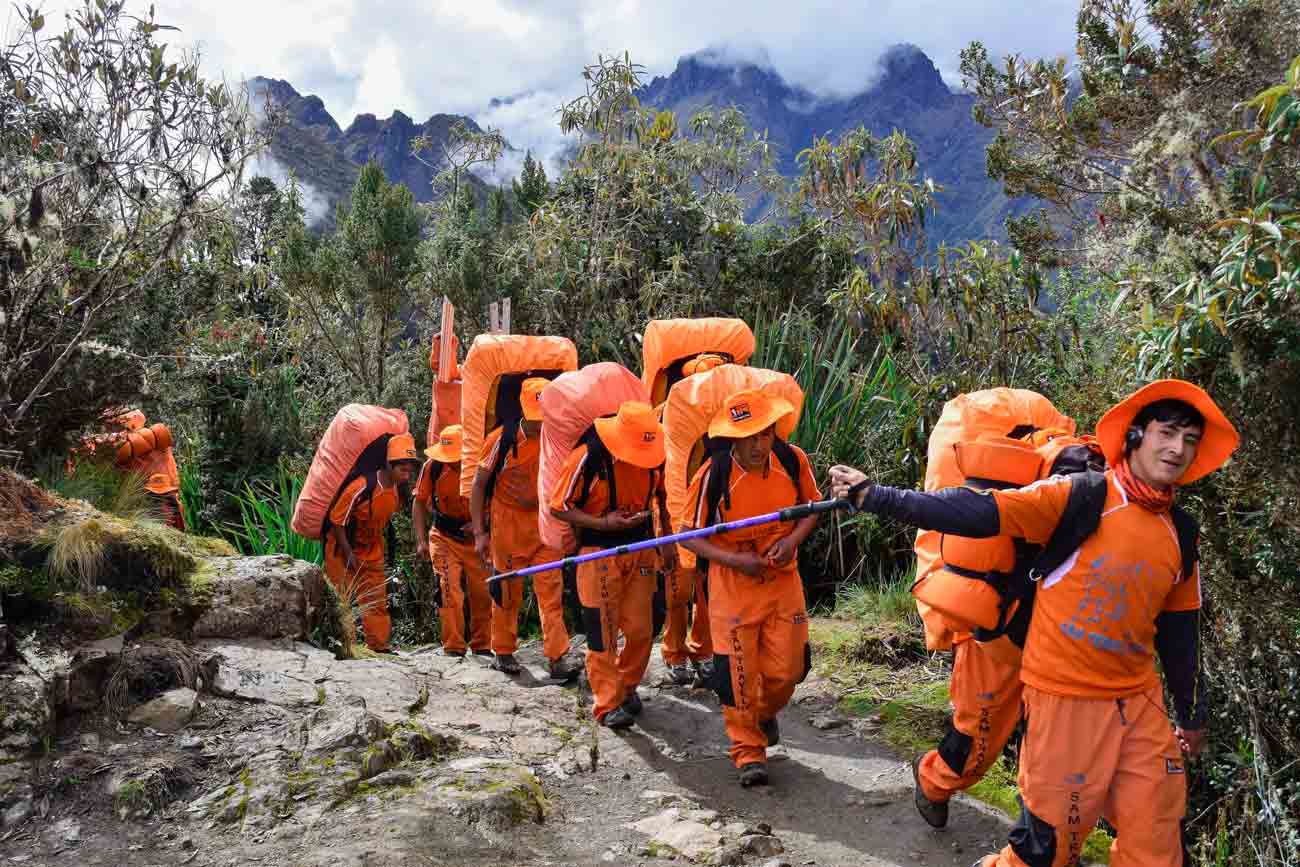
[547,657,581,682]
[692,658,714,687]
[759,716,780,747]
[443,649,466,658]
[912,754,950,829]
[601,707,636,730]
[471,648,494,658]
[621,690,643,716]
[493,654,522,675]
[738,762,769,787]
[667,663,694,686]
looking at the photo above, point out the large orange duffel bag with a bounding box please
[291,404,409,540]
[457,334,578,497]
[661,364,803,569]
[536,362,651,553]
[641,318,755,406]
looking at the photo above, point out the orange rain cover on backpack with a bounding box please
[428,333,463,445]
[291,404,409,540]
[641,318,756,406]
[458,334,579,497]
[662,364,803,568]
[913,388,1074,650]
[536,362,651,553]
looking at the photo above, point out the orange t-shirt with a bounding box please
[549,444,664,519]
[481,426,546,563]
[684,446,821,582]
[991,471,1201,700]
[414,460,470,522]
[328,476,400,561]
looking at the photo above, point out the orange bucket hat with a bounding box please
[425,424,463,464]
[1096,379,1239,484]
[386,432,420,464]
[595,401,667,469]
[520,377,548,422]
[682,354,727,377]
[709,389,796,440]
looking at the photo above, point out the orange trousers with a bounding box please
[491,547,568,661]
[709,569,810,768]
[577,548,657,720]
[985,684,1187,867]
[324,543,391,652]
[432,534,491,655]
[919,637,1023,802]
[661,565,713,666]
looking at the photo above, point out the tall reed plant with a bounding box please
[227,466,322,565]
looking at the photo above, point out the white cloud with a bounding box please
[32,0,1080,178]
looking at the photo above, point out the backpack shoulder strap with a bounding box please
[702,447,733,528]
[483,420,520,503]
[1027,470,1109,582]
[1169,504,1200,582]
[771,439,805,501]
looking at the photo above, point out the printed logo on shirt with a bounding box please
[1165,758,1184,775]
[729,403,753,423]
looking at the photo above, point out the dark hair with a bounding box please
[1133,399,1205,432]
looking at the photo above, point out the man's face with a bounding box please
[1131,418,1202,488]
[390,462,416,485]
[733,425,775,471]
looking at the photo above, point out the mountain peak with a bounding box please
[872,43,949,100]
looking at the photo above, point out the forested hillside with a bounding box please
[1,2,1297,864]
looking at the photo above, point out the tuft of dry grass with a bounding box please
[104,638,203,720]
[45,519,110,593]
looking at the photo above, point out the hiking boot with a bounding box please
[738,762,769,787]
[759,716,780,747]
[621,690,643,716]
[667,663,694,686]
[601,707,636,730]
[692,658,715,687]
[493,654,522,675]
[443,649,466,658]
[547,657,580,682]
[471,649,494,658]
[912,754,950,829]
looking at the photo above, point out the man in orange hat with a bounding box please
[661,355,724,687]
[679,389,821,787]
[471,377,575,678]
[550,400,675,728]
[413,424,492,659]
[326,432,422,653]
[831,380,1238,867]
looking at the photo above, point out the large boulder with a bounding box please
[191,555,321,640]
[0,658,49,760]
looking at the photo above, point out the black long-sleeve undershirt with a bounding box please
[861,482,1206,728]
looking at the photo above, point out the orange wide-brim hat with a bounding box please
[386,432,420,464]
[708,389,796,440]
[1096,379,1239,484]
[424,424,463,464]
[521,377,548,422]
[594,401,667,469]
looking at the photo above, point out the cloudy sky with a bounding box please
[14,0,1080,174]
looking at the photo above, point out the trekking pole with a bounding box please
[486,496,854,585]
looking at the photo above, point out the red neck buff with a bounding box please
[1115,457,1175,513]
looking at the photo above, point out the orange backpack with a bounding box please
[641,318,756,407]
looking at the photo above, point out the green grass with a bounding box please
[227,466,322,564]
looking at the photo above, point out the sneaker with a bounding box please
[601,707,636,730]
[759,716,780,747]
[667,663,694,686]
[691,658,715,686]
[912,754,950,829]
[493,654,522,675]
[621,690,644,716]
[738,762,769,787]
[547,657,580,682]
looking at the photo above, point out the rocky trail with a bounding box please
[2,630,1009,867]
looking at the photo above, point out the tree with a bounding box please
[275,164,424,401]
[0,1,260,459]
[511,151,550,217]
[412,119,505,213]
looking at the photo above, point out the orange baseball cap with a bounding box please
[683,354,726,376]
[424,424,463,464]
[595,401,666,469]
[386,433,419,464]
[709,389,795,440]
[1096,379,1239,483]
[521,377,548,422]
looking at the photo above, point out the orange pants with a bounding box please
[491,547,568,661]
[661,565,713,666]
[919,637,1023,802]
[577,548,656,720]
[986,684,1187,867]
[324,543,391,652]
[432,534,491,655]
[709,569,810,767]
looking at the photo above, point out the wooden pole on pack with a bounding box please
[487,302,500,334]
[500,297,511,334]
[437,296,456,383]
